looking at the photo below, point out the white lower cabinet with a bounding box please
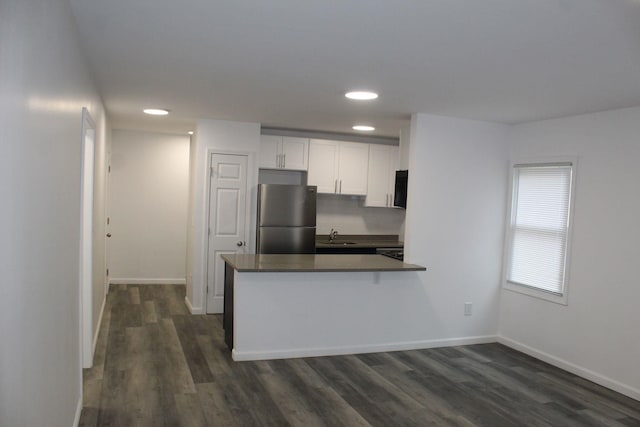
[365,144,399,207]
[308,139,369,195]
[259,135,309,171]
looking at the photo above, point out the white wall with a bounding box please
[499,106,640,400]
[0,0,107,425]
[316,195,405,235]
[404,114,509,340]
[109,130,190,284]
[186,119,260,313]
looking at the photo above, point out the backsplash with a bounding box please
[316,194,405,235]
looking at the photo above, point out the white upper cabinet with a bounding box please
[308,139,369,195]
[308,139,339,193]
[281,137,309,170]
[337,141,369,195]
[365,144,399,207]
[259,135,309,171]
[259,135,281,169]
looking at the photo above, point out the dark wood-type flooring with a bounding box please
[80,284,640,426]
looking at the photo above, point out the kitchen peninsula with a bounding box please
[222,254,426,361]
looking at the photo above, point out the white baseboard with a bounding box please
[184,296,203,314]
[108,278,186,285]
[498,336,640,401]
[73,395,82,426]
[232,335,498,362]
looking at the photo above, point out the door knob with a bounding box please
[237,241,244,247]
[106,233,112,238]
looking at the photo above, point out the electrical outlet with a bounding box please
[464,302,473,316]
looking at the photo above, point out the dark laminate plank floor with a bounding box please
[79,284,640,427]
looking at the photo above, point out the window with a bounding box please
[504,161,575,303]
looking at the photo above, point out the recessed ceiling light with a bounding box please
[345,91,378,101]
[188,131,194,135]
[353,125,375,131]
[143,108,169,116]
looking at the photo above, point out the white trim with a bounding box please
[108,278,186,285]
[232,335,498,361]
[184,296,203,314]
[79,107,96,370]
[203,149,256,314]
[501,155,578,306]
[92,293,107,356]
[498,336,640,401]
[502,283,567,305]
[73,395,82,427]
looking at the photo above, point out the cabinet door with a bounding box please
[337,141,369,195]
[281,137,309,171]
[308,139,339,193]
[365,145,399,207]
[259,135,281,169]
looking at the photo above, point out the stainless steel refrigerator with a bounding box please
[256,184,317,254]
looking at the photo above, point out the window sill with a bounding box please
[503,281,568,305]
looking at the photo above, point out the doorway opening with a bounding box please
[80,107,96,368]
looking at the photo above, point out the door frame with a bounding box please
[79,107,96,369]
[202,149,256,313]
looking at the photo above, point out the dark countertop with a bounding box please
[315,234,403,249]
[221,254,425,272]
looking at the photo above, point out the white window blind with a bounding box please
[507,163,573,295]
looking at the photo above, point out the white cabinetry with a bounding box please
[307,140,338,193]
[308,139,369,195]
[259,135,309,171]
[365,144,399,207]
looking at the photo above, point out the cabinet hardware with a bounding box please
[283,154,286,168]
[339,180,342,194]
[334,179,338,193]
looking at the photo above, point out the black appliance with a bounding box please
[393,170,408,209]
[376,248,404,261]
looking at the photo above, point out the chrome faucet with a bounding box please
[329,228,339,242]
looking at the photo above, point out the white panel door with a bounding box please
[207,153,248,313]
[308,139,339,193]
[337,141,369,195]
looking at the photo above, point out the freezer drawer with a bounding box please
[257,227,316,254]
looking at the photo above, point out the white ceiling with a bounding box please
[69,0,640,137]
